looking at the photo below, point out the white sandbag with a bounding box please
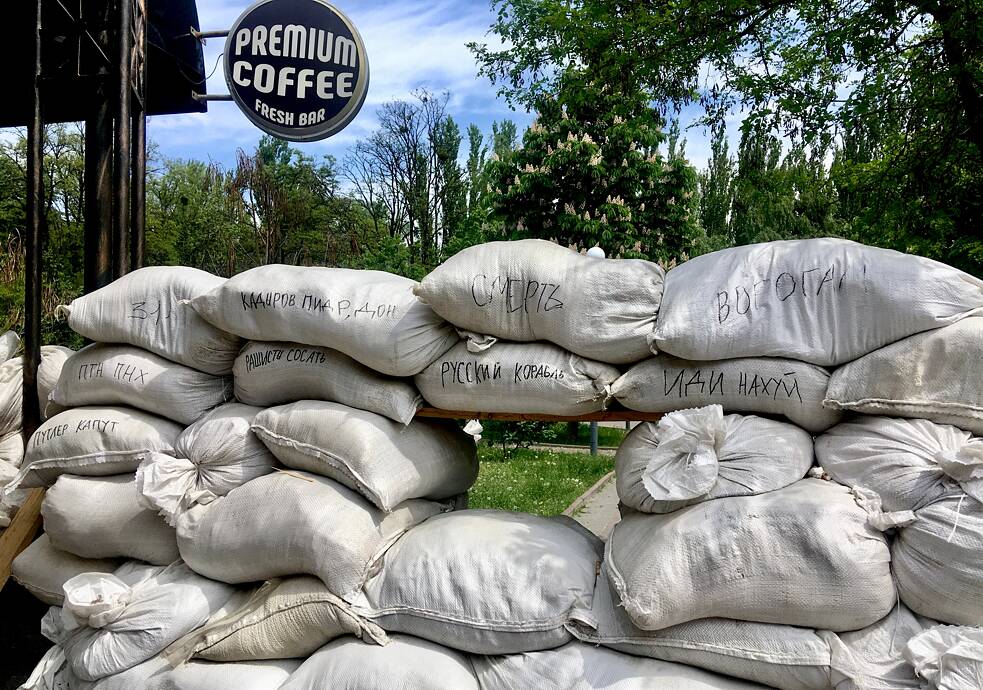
[816,417,983,625]
[0,346,75,438]
[59,266,242,375]
[146,659,301,690]
[825,318,983,435]
[415,239,664,364]
[234,340,422,424]
[612,354,841,433]
[1,429,23,468]
[190,265,458,377]
[905,625,983,690]
[166,576,386,663]
[615,406,813,513]
[11,406,182,491]
[37,345,73,421]
[251,401,477,511]
[0,484,28,527]
[415,340,620,415]
[50,344,232,425]
[11,534,119,605]
[835,604,940,690]
[472,641,769,690]
[607,479,896,632]
[353,510,602,654]
[42,474,179,564]
[0,329,18,361]
[279,635,479,690]
[653,238,983,366]
[41,561,236,681]
[176,471,445,599]
[136,403,276,526]
[570,567,846,690]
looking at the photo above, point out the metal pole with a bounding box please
[23,0,44,439]
[129,0,147,271]
[589,421,598,456]
[112,0,133,278]
[84,89,114,293]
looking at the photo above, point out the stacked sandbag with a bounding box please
[11,533,119,605]
[614,406,813,513]
[415,340,620,415]
[825,317,983,435]
[351,510,603,654]
[816,417,983,626]
[39,561,236,681]
[135,403,277,525]
[0,344,73,528]
[234,340,423,424]
[415,239,665,365]
[189,265,459,376]
[652,238,983,366]
[607,478,896,632]
[57,266,242,375]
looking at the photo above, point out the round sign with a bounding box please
[224,0,369,141]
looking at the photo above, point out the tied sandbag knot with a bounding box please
[60,573,133,631]
[852,486,917,532]
[934,444,983,504]
[642,405,726,501]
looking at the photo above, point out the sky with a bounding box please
[148,0,726,171]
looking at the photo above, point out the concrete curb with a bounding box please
[563,470,615,517]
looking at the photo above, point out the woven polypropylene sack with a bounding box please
[816,417,983,625]
[12,534,119,606]
[834,604,940,690]
[190,265,458,377]
[42,561,236,681]
[11,406,182,491]
[37,345,73,421]
[145,659,301,690]
[607,479,896,632]
[414,239,664,365]
[42,474,179,564]
[50,344,232,425]
[569,567,845,690]
[415,340,620,415]
[471,641,769,690]
[825,318,983,435]
[353,511,602,654]
[0,330,18,362]
[612,354,841,433]
[251,401,477,511]
[0,346,75,438]
[652,238,983,367]
[615,408,814,513]
[136,403,277,525]
[234,340,422,424]
[59,266,242,375]
[904,625,983,690]
[166,576,386,663]
[279,635,479,690]
[176,471,445,599]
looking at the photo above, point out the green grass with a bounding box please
[468,446,614,515]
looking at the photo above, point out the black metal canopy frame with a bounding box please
[10,0,209,439]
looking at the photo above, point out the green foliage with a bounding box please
[472,0,983,276]
[481,420,559,456]
[486,69,703,262]
[469,447,614,515]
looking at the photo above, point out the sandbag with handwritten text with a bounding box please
[653,238,983,366]
[59,266,242,375]
[612,354,840,432]
[414,240,664,365]
[191,265,458,377]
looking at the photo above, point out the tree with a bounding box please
[485,69,701,263]
[471,0,983,275]
[698,122,735,250]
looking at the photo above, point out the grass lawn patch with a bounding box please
[468,446,614,515]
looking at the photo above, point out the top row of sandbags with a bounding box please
[57,237,983,378]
